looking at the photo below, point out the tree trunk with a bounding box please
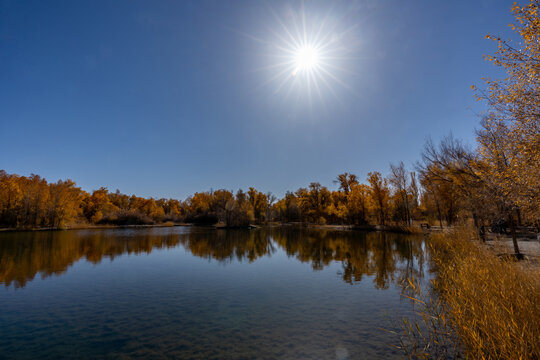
[509,217,521,257]
[436,200,443,228]
[402,192,410,226]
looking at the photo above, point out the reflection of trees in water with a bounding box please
[0,230,181,288]
[0,228,426,289]
[178,229,276,263]
[271,229,426,289]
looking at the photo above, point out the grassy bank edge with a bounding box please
[398,227,540,359]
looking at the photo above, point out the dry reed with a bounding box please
[398,227,540,359]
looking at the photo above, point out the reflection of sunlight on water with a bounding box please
[335,345,349,359]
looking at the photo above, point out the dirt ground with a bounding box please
[484,236,540,266]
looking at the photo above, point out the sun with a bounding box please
[293,45,320,75]
[246,3,356,106]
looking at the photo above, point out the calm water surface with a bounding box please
[0,227,429,359]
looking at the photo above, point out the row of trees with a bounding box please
[0,165,457,229]
[0,136,536,231]
[183,187,274,226]
[0,172,277,228]
[0,163,455,229]
[0,171,182,228]
[272,168,421,226]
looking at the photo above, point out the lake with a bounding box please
[0,227,429,359]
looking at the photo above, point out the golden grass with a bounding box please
[399,227,540,359]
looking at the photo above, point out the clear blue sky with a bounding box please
[0,0,515,199]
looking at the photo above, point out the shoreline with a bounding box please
[0,223,192,232]
[1,223,536,243]
[0,222,428,234]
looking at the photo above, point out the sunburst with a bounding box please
[254,3,356,108]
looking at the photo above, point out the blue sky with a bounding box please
[0,0,515,199]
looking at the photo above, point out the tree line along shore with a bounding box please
[0,166,453,231]
[0,149,536,239]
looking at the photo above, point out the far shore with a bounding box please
[0,222,537,237]
[0,223,190,232]
[0,222,427,234]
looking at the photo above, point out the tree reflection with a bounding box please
[0,229,181,288]
[179,229,276,263]
[271,229,426,288]
[0,228,426,289]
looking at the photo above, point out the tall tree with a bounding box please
[367,172,390,225]
[389,162,411,225]
[334,173,359,194]
[347,184,370,225]
[474,0,540,222]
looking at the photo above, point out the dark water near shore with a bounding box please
[0,227,429,359]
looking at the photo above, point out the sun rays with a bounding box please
[238,2,358,109]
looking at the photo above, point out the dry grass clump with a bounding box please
[399,228,540,359]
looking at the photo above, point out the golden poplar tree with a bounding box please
[474,0,540,221]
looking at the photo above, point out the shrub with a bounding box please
[98,210,153,226]
[184,213,219,225]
